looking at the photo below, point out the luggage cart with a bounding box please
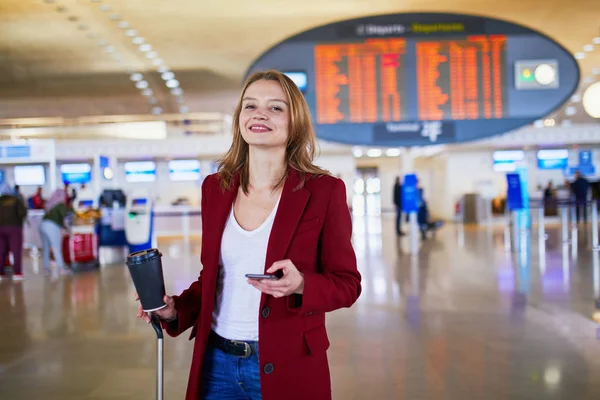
[64,210,101,271]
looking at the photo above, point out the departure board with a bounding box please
[315,39,408,124]
[416,35,507,120]
[314,35,508,124]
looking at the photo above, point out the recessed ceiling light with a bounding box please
[142,88,153,96]
[139,44,152,52]
[152,58,164,66]
[109,14,121,21]
[593,68,600,75]
[593,37,600,45]
[179,106,189,114]
[352,149,363,157]
[130,73,143,82]
[99,4,111,12]
[583,44,595,52]
[533,119,544,128]
[170,88,183,96]
[136,80,149,89]
[125,29,137,37]
[146,51,158,59]
[158,66,170,74]
[104,46,116,53]
[367,149,382,157]
[118,21,130,29]
[571,94,582,103]
[152,107,163,115]
[161,72,175,80]
[166,79,180,88]
[543,118,555,127]
[584,76,595,84]
[132,37,145,45]
[385,148,402,157]
[565,106,577,116]
[574,52,585,60]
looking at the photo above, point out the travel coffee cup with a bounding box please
[126,248,167,312]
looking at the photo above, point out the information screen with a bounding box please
[314,35,507,124]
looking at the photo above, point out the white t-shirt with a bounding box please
[211,199,280,341]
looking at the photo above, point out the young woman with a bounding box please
[136,70,362,400]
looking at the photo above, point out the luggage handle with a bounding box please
[150,313,164,400]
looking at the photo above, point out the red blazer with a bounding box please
[163,168,362,400]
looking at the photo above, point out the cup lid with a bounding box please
[127,248,162,265]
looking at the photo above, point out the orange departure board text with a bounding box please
[416,35,507,120]
[315,39,408,124]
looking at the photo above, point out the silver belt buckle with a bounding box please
[232,340,252,358]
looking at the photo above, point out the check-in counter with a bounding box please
[152,204,202,244]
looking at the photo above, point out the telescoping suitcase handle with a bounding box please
[150,314,164,400]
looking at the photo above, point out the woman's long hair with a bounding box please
[217,70,328,194]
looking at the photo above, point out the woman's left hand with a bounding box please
[248,259,304,298]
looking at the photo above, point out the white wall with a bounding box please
[356,156,403,212]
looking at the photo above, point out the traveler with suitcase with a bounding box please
[0,184,27,280]
[40,189,73,276]
[136,70,362,400]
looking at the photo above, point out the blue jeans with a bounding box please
[202,342,262,399]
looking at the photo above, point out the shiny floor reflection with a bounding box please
[1,217,600,399]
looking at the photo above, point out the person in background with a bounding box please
[393,176,404,236]
[13,185,24,204]
[0,184,28,280]
[570,171,590,223]
[31,187,45,209]
[40,189,73,276]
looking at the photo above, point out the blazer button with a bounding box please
[261,307,270,318]
[263,363,274,375]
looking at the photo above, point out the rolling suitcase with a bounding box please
[63,233,99,268]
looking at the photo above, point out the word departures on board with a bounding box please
[248,13,579,147]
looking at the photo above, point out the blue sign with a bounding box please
[401,174,419,213]
[568,165,596,176]
[579,150,592,166]
[246,13,580,147]
[0,169,4,185]
[506,173,524,210]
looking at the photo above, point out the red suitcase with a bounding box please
[63,233,98,266]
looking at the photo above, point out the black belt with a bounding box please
[208,331,257,359]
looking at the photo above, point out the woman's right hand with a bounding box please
[135,293,177,323]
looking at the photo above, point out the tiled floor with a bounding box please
[1,216,600,399]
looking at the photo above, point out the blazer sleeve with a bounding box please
[161,176,210,336]
[289,178,362,314]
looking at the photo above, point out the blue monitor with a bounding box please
[169,159,201,181]
[125,161,156,183]
[283,71,308,93]
[60,163,92,184]
[537,149,568,170]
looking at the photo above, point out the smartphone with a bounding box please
[245,273,279,280]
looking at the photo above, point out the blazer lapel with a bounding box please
[264,169,311,273]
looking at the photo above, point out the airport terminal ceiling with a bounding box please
[0,0,599,126]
